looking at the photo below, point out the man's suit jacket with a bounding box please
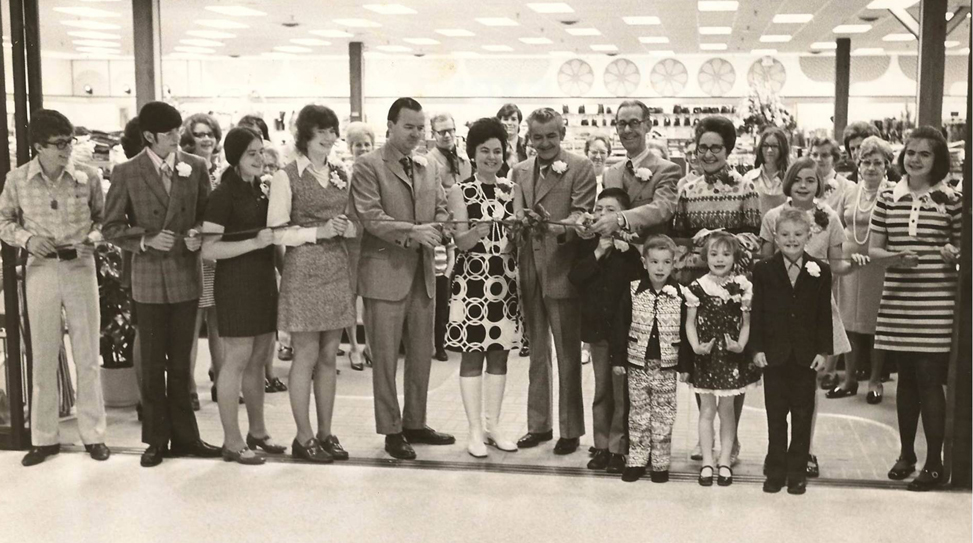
[512,149,596,299]
[104,149,210,304]
[604,151,681,237]
[427,146,472,190]
[750,252,833,367]
[350,143,448,302]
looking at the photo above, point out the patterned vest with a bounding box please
[627,283,684,368]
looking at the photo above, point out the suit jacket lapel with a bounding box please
[631,153,660,203]
[163,151,190,227]
[138,150,170,208]
[382,145,414,193]
[773,252,793,292]
[521,157,536,207]
[534,154,561,204]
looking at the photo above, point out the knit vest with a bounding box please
[627,283,683,368]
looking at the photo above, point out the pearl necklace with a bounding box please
[852,183,880,245]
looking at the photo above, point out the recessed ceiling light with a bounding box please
[435,28,475,37]
[180,38,224,47]
[290,38,332,46]
[751,48,777,55]
[700,43,727,50]
[174,46,216,54]
[76,46,121,55]
[73,39,121,48]
[698,1,738,12]
[520,37,554,45]
[482,45,514,52]
[773,14,813,24]
[700,27,732,35]
[810,41,837,49]
[363,4,417,15]
[760,35,792,43]
[649,50,675,56]
[476,17,519,26]
[638,36,670,44]
[883,33,915,41]
[623,16,661,25]
[590,44,618,52]
[195,19,250,29]
[526,3,574,14]
[204,6,267,17]
[865,0,918,8]
[310,29,355,38]
[565,27,600,36]
[833,24,872,33]
[68,31,121,40]
[274,45,313,53]
[404,38,440,45]
[376,45,413,52]
[944,40,960,48]
[53,7,119,17]
[853,47,885,55]
[334,18,382,28]
[61,20,121,30]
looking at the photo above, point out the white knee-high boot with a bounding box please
[484,372,517,452]
[460,375,488,458]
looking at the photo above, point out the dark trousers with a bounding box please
[136,300,201,447]
[434,274,450,352]
[763,361,817,483]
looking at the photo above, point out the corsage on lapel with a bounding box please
[812,205,830,231]
[259,174,272,199]
[329,164,348,190]
[176,162,192,177]
[412,155,428,169]
[661,284,679,298]
[635,167,653,181]
[805,260,821,277]
[73,169,89,185]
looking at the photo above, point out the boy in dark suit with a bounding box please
[751,207,833,495]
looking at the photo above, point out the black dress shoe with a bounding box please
[825,383,858,399]
[191,392,200,411]
[402,426,455,445]
[888,456,917,480]
[819,373,839,391]
[385,433,417,460]
[787,479,807,495]
[606,453,625,474]
[246,434,287,454]
[85,443,111,461]
[292,438,333,463]
[318,434,350,461]
[866,384,884,405]
[650,470,669,483]
[140,445,165,467]
[277,346,294,361]
[517,430,553,448]
[434,349,449,362]
[170,439,222,458]
[907,466,945,492]
[763,478,784,493]
[717,465,733,486]
[622,466,645,483]
[587,449,610,470]
[806,454,820,478]
[22,444,60,467]
[553,437,580,455]
[698,465,714,487]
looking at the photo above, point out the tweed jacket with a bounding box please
[604,150,681,238]
[103,149,210,304]
[512,149,596,299]
[350,143,449,302]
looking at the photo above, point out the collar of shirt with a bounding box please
[146,147,176,174]
[635,277,676,296]
[295,153,332,177]
[626,146,651,168]
[783,253,804,271]
[25,155,85,186]
[891,177,948,203]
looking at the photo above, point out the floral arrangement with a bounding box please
[96,244,135,368]
[495,179,514,203]
[739,85,794,135]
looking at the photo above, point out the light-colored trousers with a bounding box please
[25,254,106,446]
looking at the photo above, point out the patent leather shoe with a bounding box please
[517,430,553,448]
[888,456,916,480]
[717,465,733,486]
[170,439,222,458]
[22,444,60,467]
[402,426,455,445]
[698,465,714,486]
[866,384,884,405]
[606,453,626,474]
[85,443,111,461]
[140,445,165,467]
[907,466,945,492]
[553,437,580,455]
[806,454,820,478]
[384,433,416,460]
[826,383,858,399]
[318,434,350,460]
[292,437,333,463]
[222,445,265,465]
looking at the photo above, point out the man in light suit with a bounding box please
[590,100,681,240]
[350,97,455,460]
[104,101,221,467]
[513,107,596,455]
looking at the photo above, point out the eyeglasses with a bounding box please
[192,131,215,139]
[762,143,780,150]
[44,138,77,150]
[433,128,455,138]
[859,160,886,169]
[615,119,644,131]
[697,143,725,156]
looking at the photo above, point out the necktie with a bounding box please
[400,157,414,181]
[785,258,801,287]
[444,148,459,176]
[159,162,173,194]
[626,160,635,176]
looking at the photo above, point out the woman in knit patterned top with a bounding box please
[868,127,962,492]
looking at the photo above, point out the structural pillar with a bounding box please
[834,37,850,141]
[22,0,42,114]
[349,42,364,122]
[132,0,163,109]
[915,0,947,128]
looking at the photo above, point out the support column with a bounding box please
[132,0,162,109]
[916,0,947,128]
[349,42,364,122]
[23,0,42,114]
[9,0,31,166]
[834,37,850,140]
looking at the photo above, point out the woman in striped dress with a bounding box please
[869,127,962,492]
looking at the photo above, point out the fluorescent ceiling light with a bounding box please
[549,50,574,56]
[76,46,121,55]
[73,39,121,48]
[520,37,554,44]
[404,38,440,45]
[623,16,661,25]
[590,44,618,52]
[700,43,727,50]
[53,7,119,17]
[866,0,918,8]
[204,6,267,17]
[527,3,574,13]
[363,4,417,15]
[944,40,960,48]
[435,28,475,37]
[760,35,792,43]
[290,38,331,46]
[810,41,837,49]
[310,29,355,38]
[68,31,121,39]
[698,1,738,12]
[60,20,121,30]
[639,36,670,44]
[565,27,601,36]
[174,46,215,54]
[274,45,314,53]
[883,33,915,41]
[482,45,514,52]
[180,38,224,47]
[699,27,732,35]
[334,18,382,27]
[195,19,250,29]
[375,45,413,52]
[833,24,872,33]
[476,18,519,26]
[751,49,777,55]
[852,47,885,55]
[773,14,813,24]
[649,50,675,56]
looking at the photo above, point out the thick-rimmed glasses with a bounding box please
[44,138,77,150]
[616,119,644,131]
[697,143,725,156]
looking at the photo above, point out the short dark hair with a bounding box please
[29,109,74,149]
[238,114,270,141]
[295,104,340,156]
[388,97,422,123]
[584,134,611,156]
[465,117,508,162]
[897,126,951,184]
[120,117,144,159]
[596,187,631,210]
[842,121,879,154]
[809,136,841,161]
[615,100,651,121]
[694,116,736,153]
[701,230,742,266]
[782,157,824,198]
[525,108,565,138]
[643,234,677,258]
[496,103,523,124]
[223,126,262,167]
[753,127,790,173]
[180,113,222,155]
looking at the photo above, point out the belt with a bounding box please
[43,248,78,261]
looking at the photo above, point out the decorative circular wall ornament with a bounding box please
[747,56,787,92]
[649,58,688,96]
[604,58,640,97]
[557,59,594,96]
[698,57,736,96]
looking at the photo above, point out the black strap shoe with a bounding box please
[22,444,61,467]
[292,437,334,463]
[384,433,417,460]
[517,430,554,449]
[318,434,350,461]
[907,466,945,492]
[85,443,111,461]
[553,437,580,455]
[888,456,917,480]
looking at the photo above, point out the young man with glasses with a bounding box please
[0,109,110,466]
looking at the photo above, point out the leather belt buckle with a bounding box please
[54,248,77,261]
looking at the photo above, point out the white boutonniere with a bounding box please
[176,162,192,177]
[805,261,821,277]
[258,176,271,198]
[613,239,630,252]
[551,160,568,175]
[330,168,347,190]
[822,179,838,197]
[412,155,428,168]
[635,167,653,181]
[661,284,679,298]
[73,169,89,185]
[495,179,514,203]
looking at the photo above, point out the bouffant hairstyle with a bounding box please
[694,116,737,154]
[496,103,523,124]
[753,127,790,173]
[842,121,880,154]
[179,112,222,155]
[897,126,951,184]
[465,117,509,162]
[642,234,678,259]
[782,157,825,198]
[700,230,742,265]
[858,135,894,165]
[294,104,340,156]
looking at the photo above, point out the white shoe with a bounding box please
[459,376,488,458]
[581,346,591,365]
[483,373,518,452]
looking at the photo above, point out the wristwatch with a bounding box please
[615,213,626,229]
